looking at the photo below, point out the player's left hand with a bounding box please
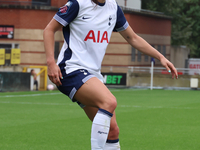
[160,57,178,79]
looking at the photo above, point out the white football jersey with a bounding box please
[54,0,129,78]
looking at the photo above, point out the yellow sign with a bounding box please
[11,48,21,64]
[0,49,5,65]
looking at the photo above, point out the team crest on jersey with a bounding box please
[59,1,73,15]
[108,15,112,26]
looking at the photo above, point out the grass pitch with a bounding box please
[0,89,200,150]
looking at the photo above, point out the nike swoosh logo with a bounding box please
[82,16,91,20]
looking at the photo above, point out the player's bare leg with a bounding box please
[74,77,117,150]
[74,77,117,113]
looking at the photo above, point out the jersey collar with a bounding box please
[98,2,105,6]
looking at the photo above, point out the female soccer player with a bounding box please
[43,0,178,149]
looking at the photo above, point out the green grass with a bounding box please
[0,89,200,150]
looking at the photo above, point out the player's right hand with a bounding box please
[47,62,63,86]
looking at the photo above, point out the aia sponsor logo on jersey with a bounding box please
[59,1,73,15]
[84,30,109,43]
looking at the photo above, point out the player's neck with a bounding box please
[98,0,105,3]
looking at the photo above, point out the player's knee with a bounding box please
[99,94,117,113]
[106,96,117,113]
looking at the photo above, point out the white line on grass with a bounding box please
[118,105,196,109]
[110,89,148,92]
[0,89,145,98]
[0,101,197,109]
[0,92,62,98]
[0,90,197,110]
[0,101,70,106]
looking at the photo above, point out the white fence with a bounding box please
[102,66,200,75]
[101,66,200,90]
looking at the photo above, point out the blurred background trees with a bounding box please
[142,0,200,58]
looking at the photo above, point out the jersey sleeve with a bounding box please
[53,0,79,27]
[113,5,129,32]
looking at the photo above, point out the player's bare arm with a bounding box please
[120,25,178,79]
[43,19,63,86]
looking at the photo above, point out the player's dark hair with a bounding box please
[92,0,98,4]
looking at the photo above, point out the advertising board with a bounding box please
[188,59,200,75]
[102,73,127,86]
[0,25,14,39]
